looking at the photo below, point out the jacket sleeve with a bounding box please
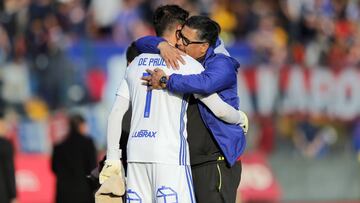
[134,36,165,54]
[167,57,237,95]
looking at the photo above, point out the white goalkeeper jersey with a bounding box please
[116,53,204,165]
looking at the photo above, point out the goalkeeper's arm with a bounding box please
[99,95,129,184]
[196,94,249,135]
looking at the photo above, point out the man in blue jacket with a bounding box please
[138,15,246,203]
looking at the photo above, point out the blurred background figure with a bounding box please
[0,114,17,203]
[51,113,97,203]
[292,115,338,158]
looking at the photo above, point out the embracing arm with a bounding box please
[167,58,237,94]
[197,93,240,124]
[197,93,248,134]
[135,36,164,54]
[135,36,185,69]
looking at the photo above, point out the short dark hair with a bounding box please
[126,42,140,64]
[69,113,85,136]
[183,16,221,47]
[153,5,189,36]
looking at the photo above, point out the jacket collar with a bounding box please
[198,37,221,65]
[201,45,215,66]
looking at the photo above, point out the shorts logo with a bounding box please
[156,186,178,203]
[132,130,157,138]
[126,189,142,203]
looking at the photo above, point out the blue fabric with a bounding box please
[135,37,246,166]
[135,36,165,54]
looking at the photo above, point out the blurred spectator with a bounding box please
[51,113,97,203]
[56,0,89,39]
[249,13,288,66]
[112,0,153,45]
[0,36,31,111]
[211,0,237,44]
[155,0,199,15]
[292,116,337,158]
[24,96,49,121]
[0,25,10,65]
[90,0,121,31]
[0,115,18,203]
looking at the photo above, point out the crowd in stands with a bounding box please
[0,0,360,158]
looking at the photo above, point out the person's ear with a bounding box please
[176,24,183,31]
[200,43,209,55]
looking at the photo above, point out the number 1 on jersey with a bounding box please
[143,72,152,118]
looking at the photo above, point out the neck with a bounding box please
[161,31,176,45]
[196,54,206,63]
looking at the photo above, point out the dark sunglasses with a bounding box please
[176,30,207,46]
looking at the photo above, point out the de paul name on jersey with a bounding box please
[138,57,166,67]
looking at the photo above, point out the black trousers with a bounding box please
[191,160,242,203]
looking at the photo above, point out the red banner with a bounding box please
[15,154,55,203]
[239,151,282,202]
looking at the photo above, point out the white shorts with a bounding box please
[125,162,196,203]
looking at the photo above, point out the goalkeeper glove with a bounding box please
[238,110,249,135]
[99,159,123,184]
